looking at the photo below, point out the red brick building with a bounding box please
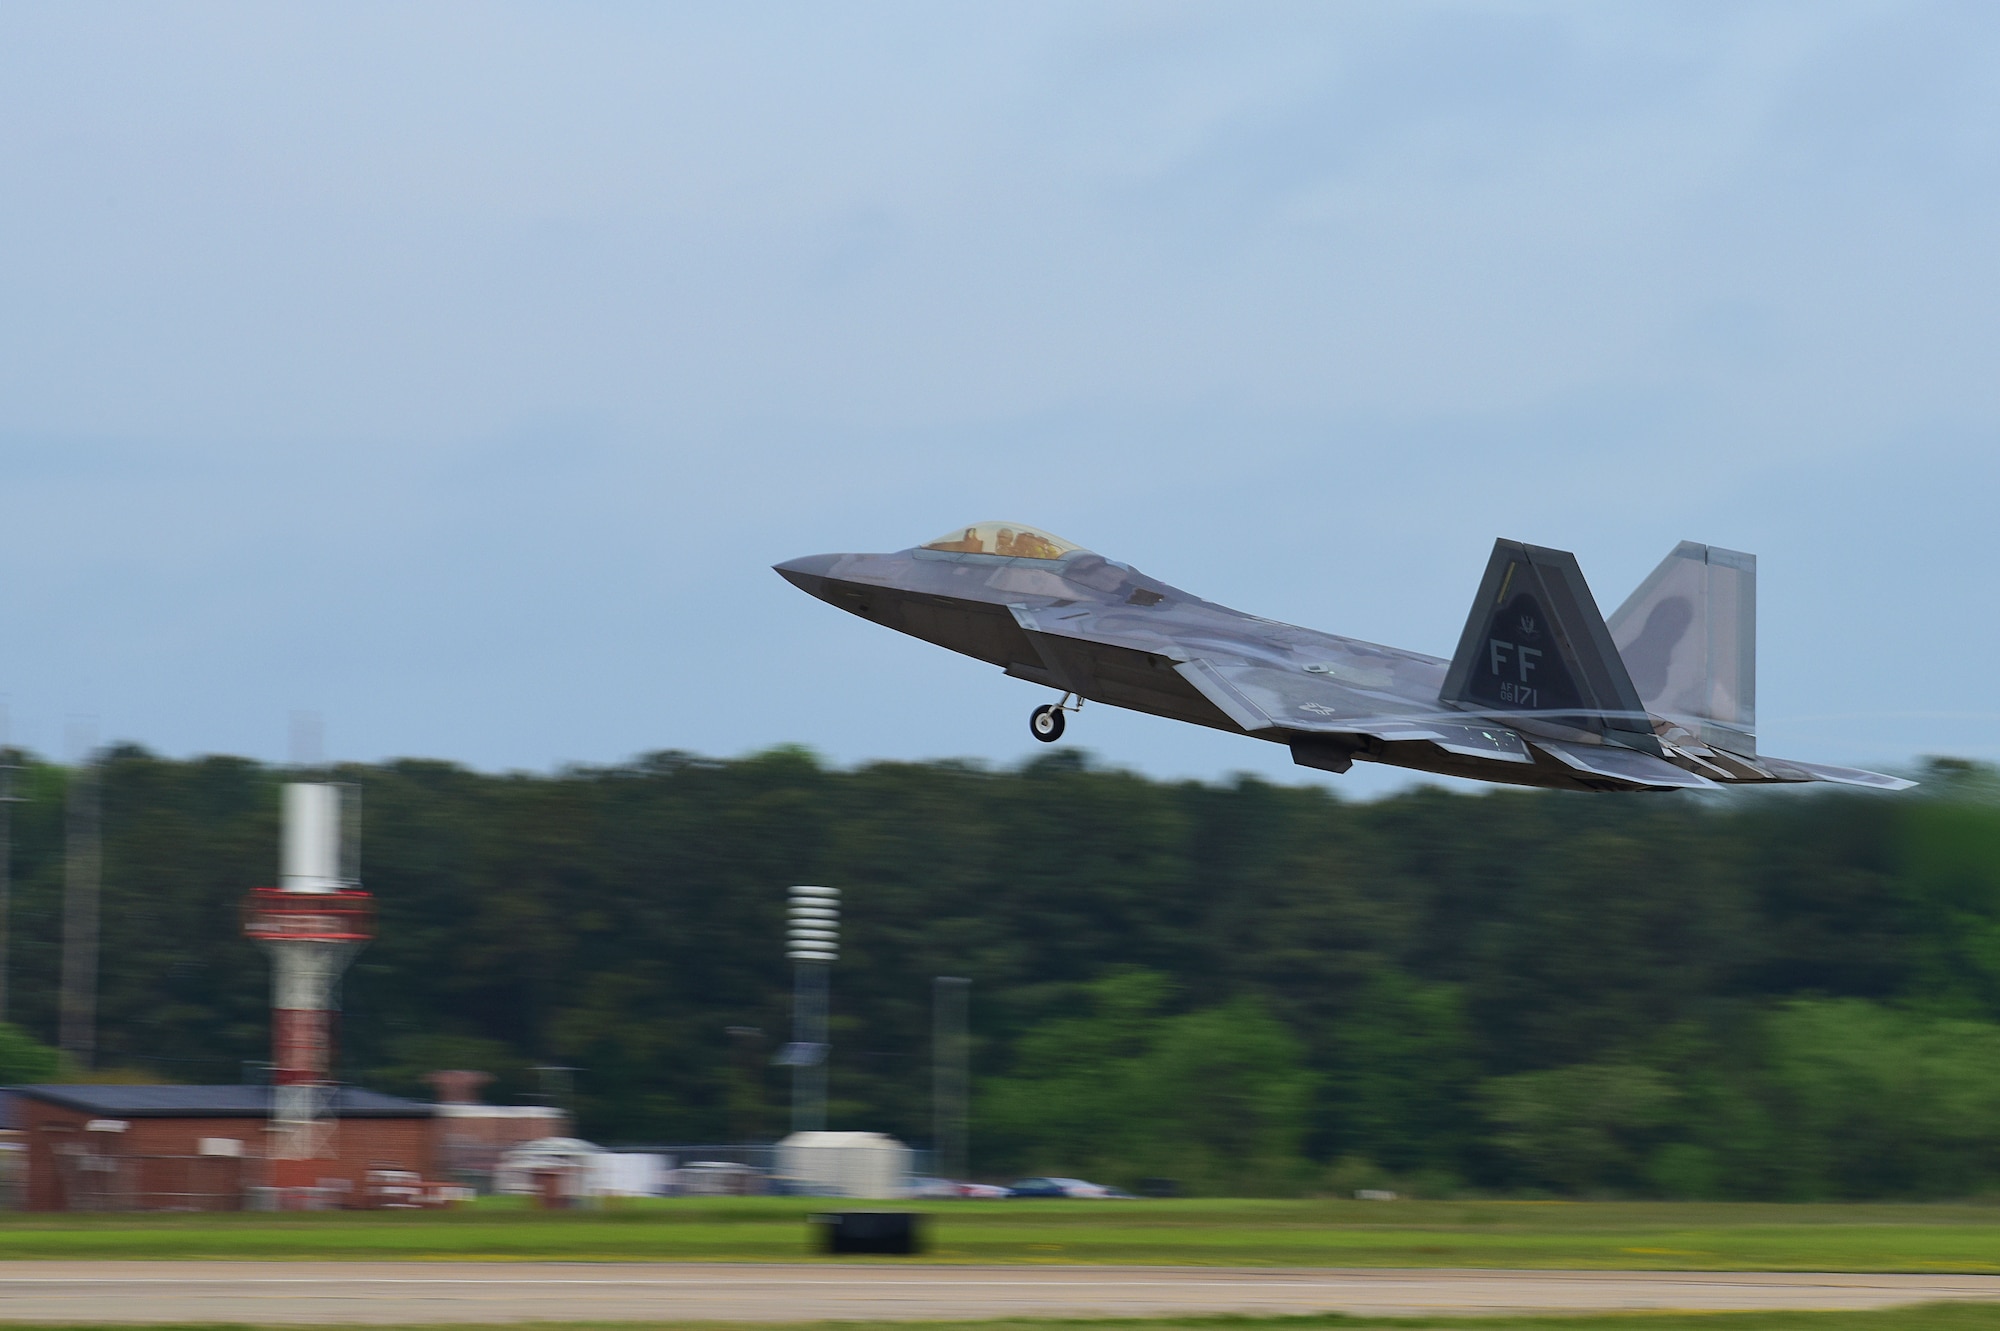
[424,1070,567,1190]
[4,1085,435,1211]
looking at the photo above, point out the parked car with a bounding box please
[1007,1176,1111,1198]
[908,1176,1013,1199]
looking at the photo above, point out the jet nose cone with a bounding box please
[774,553,843,596]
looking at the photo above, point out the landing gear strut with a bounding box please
[1030,694,1082,743]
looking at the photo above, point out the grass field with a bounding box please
[5,1314,2000,1331]
[1,1198,1999,1268]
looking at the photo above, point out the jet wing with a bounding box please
[1169,658,1274,732]
[1180,655,1737,789]
[1172,656,1538,764]
[1011,600,1727,789]
[1006,602,1541,765]
[1003,608,1272,733]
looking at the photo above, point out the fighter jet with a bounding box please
[775,523,1911,793]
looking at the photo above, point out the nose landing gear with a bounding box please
[1030,694,1082,743]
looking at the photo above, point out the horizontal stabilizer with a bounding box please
[1537,740,1716,790]
[1288,720,1538,776]
[1441,540,1656,750]
[1306,717,1537,763]
[1757,756,1916,791]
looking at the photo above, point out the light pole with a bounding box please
[933,976,970,1182]
[725,1025,765,1144]
[783,886,839,1133]
[58,734,99,1071]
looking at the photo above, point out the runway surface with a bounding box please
[0,1262,1999,1323]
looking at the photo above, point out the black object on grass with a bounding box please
[812,1211,925,1255]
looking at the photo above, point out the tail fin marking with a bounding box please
[1440,539,1656,751]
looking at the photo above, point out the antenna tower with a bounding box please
[243,783,374,1184]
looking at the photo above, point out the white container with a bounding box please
[776,1131,910,1199]
[588,1152,669,1198]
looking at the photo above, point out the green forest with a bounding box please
[2,743,1998,1201]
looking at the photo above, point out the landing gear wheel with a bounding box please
[1030,704,1066,743]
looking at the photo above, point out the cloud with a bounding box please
[0,2,1989,789]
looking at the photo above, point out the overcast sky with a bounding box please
[0,2,1993,795]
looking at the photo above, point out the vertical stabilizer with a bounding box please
[1607,542,1755,757]
[1440,539,1656,751]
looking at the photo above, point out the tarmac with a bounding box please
[0,1262,1998,1322]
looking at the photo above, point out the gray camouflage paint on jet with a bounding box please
[775,523,1910,793]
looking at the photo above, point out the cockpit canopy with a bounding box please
[919,522,1083,561]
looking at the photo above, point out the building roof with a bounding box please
[4,1084,434,1119]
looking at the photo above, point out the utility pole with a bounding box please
[725,1026,765,1144]
[0,706,22,1024]
[58,729,99,1070]
[933,977,970,1182]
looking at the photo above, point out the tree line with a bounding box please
[0,742,1993,1198]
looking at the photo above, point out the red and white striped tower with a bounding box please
[242,784,374,1187]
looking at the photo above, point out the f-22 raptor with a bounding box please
[776,522,1910,793]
